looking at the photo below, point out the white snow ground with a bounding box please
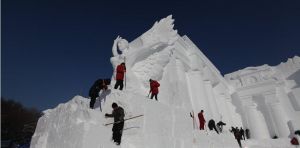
[30,93,294,148]
[30,16,299,148]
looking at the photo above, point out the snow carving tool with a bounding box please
[104,114,144,126]
[190,111,195,129]
[124,57,127,90]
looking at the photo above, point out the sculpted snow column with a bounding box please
[264,92,290,137]
[186,51,212,118]
[203,80,220,120]
[277,87,295,118]
[224,95,234,127]
[175,59,192,109]
[217,94,233,128]
[189,53,203,71]
[244,96,270,139]
[187,71,212,119]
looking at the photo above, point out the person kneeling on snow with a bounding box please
[290,131,300,148]
[216,121,226,133]
[105,103,125,145]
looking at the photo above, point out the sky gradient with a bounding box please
[2,0,300,110]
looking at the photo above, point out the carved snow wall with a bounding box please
[225,56,300,139]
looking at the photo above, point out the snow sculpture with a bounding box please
[31,15,300,148]
[225,56,300,139]
[110,15,179,92]
[111,15,178,68]
[110,36,129,69]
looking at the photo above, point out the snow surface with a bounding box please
[31,16,299,148]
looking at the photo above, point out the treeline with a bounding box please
[1,97,41,146]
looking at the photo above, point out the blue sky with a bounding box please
[2,0,300,110]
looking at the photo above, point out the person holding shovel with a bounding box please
[105,103,125,145]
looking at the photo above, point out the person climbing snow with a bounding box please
[198,110,206,130]
[208,119,219,134]
[114,62,126,90]
[105,103,125,145]
[89,79,110,109]
[149,79,160,101]
[233,127,242,148]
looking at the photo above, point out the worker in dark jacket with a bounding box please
[234,127,242,148]
[208,119,219,134]
[240,127,245,140]
[149,79,160,101]
[114,63,126,90]
[245,128,250,139]
[89,79,109,109]
[105,103,125,145]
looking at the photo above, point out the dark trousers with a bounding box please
[241,133,245,140]
[114,80,124,90]
[150,93,158,101]
[90,96,97,109]
[236,139,242,148]
[112,122,124,145]
[200,122,205,130]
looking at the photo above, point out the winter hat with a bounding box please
[112,103,118,108]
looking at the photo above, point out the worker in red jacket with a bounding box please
[149,79,160,101]
[198,110,206,130]
[114,63,126,90]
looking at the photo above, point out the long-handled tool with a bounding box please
[104,114,144,126]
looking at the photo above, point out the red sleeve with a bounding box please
[155,81,160,87]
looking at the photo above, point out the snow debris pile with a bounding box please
[31,15,300,148]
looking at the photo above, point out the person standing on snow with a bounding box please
[240,127,245,140]
[198,110,206,130]
[149,79,160,101]
[245,128,250,139]
[105,103,125,145]
[114,62,126,90]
